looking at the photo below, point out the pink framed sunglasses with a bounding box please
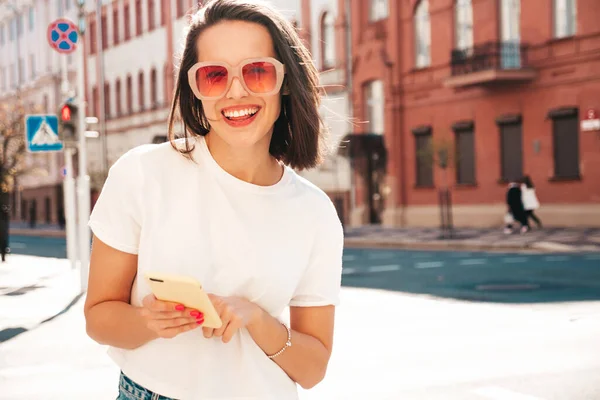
[187,57,286,100]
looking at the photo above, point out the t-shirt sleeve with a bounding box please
[289,199,344,307]
[88,149,144,255]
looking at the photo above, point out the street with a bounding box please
[1,241,599,399]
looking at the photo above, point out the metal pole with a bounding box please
[63,148,77,269]
[96,0,108,175]
[76,38,90,292]
[60,48,78,270]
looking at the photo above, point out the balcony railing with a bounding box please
[445,41,536,87]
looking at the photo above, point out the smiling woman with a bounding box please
[83,1,343,400]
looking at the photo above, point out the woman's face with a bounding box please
[195,20,282,151]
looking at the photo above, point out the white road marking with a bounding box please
[459,258,487,266]
[544,255,569,262]
[415,261,444,269]
[341,268,357,275]
[502,257,528,263]
[343,255,357,261]
[367,252,395,260]
[368,264,401,273]
[472,386,546,400]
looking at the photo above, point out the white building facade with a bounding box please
[0,0,80,227]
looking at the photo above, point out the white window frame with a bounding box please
[554,0,577,38]
[365,80,385,135]
[455,0,473,50]
[369,0,389,22]
[415,0,431,69]
[322,12,336,70]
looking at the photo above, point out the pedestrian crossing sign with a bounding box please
[25,115,64,153]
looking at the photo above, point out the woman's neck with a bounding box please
[204,132,283,186]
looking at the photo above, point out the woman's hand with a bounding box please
[140,294,205,339]
[203,294,262,343]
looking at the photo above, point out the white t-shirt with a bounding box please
[88,136,344,400]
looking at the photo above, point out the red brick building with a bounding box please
[343,0,600,227]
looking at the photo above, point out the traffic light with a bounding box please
[59,102,78,142]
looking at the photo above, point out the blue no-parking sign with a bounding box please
[47,18,79,54]
[25,115,64,153]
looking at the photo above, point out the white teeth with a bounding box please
[223,108,259,118]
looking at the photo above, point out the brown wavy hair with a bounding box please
[167,0,325,170]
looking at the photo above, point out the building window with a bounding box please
[455,0,473,50]
[17,14,23,37]
[113,8,119,45]
[30,54,35,80]
[321,12,335,70]
[497,115,523,182]
[18,58,24,84]
[413,126,434,187]
[9,18,15,41]
[115,79,122,116]
[65,0,71,11]
[101,14,107,50]
[138,71,145,111]
[43,94,48,113]
[28,7,35,31]
[550,108,580,179]
[126,75,133,114]
[58,0,64,17]
[453,121,476,185]
[176,0,185,18]
[150,68,157,108]
[124,4,131,40]
[0,24,4,45]
[92,86,99,117]
[415,0,431,68]
[369,0,388,22]
[89,20,97,54]
[136,0,143,36]
[364,80,385,135]
[554,0,577,38]
[148,0,156,31]
[500,0,521,69]
[161,0,167,25]
[45,197,51,224]
[104,82,111,119]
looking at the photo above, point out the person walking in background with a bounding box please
[521,175,542,228]
[506,181,529,234]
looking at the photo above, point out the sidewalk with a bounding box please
[344,226,600,253]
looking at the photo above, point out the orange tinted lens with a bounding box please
[196,65,228,97]
[242,61,278,94]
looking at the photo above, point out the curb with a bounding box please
[10,229,66,238]
[344,238,599,253]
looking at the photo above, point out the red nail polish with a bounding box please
[175,305,185,311]
[196,318,204,325]
[190,311,200,317]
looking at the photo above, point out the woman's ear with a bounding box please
[282,80,290,95]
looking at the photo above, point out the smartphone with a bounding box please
[144,272,223,329]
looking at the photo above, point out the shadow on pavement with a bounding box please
[0,292,84,343]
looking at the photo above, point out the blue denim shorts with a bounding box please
[117,371,178,400]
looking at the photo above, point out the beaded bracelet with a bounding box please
[267,323,292,359]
